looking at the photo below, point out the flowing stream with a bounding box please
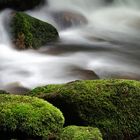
[0,0,140,90]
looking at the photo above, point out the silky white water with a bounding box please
[0,0,140,90]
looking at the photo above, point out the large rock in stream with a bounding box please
[10,12,59,49]
[51,10,88,29]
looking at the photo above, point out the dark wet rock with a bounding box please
[6,86,30,95]
[51,10,88,29]
[2,82,30,95]
[0,0,46,11]
[111,72,140,80]
[69,66,99,80]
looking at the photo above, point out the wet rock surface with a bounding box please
[51,10,88,29]
[0,0,46,11]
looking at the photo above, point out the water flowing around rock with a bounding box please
[0,0,140,90]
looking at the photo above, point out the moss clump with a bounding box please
[10,12,59,49]
[59,126,103,140]
[29,84,64,96]
[0,0,45,11]
[30,79,140,140]
[0,94,64,139]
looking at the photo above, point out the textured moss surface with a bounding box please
[0,94,64,139]
[0,0,45,11]
[29,84,64,96]
[30,79,140,140]
[59,126,103,140]
[10,12,59,49]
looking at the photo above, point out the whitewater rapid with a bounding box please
[0,0,140,90]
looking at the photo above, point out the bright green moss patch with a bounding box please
[0,94,64,139]
[29,84,64,96]
[30,79,140,140]
[59,126,103,140]
[10,12,59,49]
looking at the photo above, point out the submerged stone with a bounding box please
[51,10,87,29]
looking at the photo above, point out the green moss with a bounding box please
[30,79,140,140]
[59,126,103,140]
[0,0,45,11]
[0,94,64,139]
[29,84,64,96]
[10,12,59,49]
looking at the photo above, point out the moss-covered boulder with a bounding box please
[0,94,64,139]
[30,79,140,140]
[29,84,64,96]
[59,126,103,140]
[0,0,45,11]
[10,12,59,49]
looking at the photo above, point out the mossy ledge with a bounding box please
[0,0,45,11]
[30,79,140,140]
[10,12,59,49]
[59,125,103,140]
[0,94,64,139]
